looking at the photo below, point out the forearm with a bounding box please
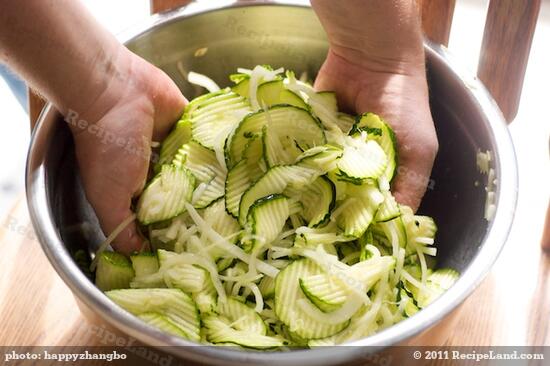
[311,0,425,73]
[0,0,128,117]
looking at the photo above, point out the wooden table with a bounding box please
[0,197,548,363]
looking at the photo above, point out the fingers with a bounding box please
[101,205,144,256]
[392,133,438,212]
[149,67,188,141]
[83,173,146,256]
[72,119,151,256]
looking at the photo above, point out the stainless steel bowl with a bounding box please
[26,1,518,365]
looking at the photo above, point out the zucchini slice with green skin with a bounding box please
[184,88,232,116]
[163,264,208,293]
[243,194,290,252]
[399,289,419,317]
[192,273,218,314]
[428,268,459,289]
[224,135,265,217]
[296,145,343,173]
[257,80,307,109]
[336,113,356,135]
[202,199,241,246]
[95,252,135,291]
[156,119,192,172]
[299,90,341,131]
[408,268,459,308]
[227,105,325,166]
[225,160,253,218]
[231,78,250,98]
[372,216,408,251]
[202,316,283,349]
[173,141,225,209]
[336,137,387,185]
[403,211,438,244]
[238,165,319,226]
[136,165,195,225]
[217,297,267,335]
[259,275,276,299]
[274,259,350,339]
[374,190,401,223]
[351,113,398,182]
[298,176,336,228]
[187,90,252,150]
[335,185,384,238]
[262,124,303,167]
[106,288,201,342]
[138,312,191,339]
[299,273,348,313]
[130,252,159,278]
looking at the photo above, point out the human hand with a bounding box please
[69,49,186,255]
[312,0,438,211]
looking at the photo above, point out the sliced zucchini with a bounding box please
[202,199,241,246]
[306,91,341,131]
[187,90,252,150]
[231,77,250,98]
[409,268,459,308]
[238,165,319,225]
[224,136,265,217]
[336,137,387,185]
[227,105,325,166]
[156,119,192,171]
[399,289,419,317]
[217,297,267,335]
[274,259,350,339]
[193,274,218,314]
[138,312,190,339]
[163,264,208,293]
[336,185,384,237]
[259,276,276,299]
[130,252,159,278]
[243,194,290,252]
[374,190,401,222]
[203,316,283,349]
[174,141,225,208]
[296,145,343,173]
[257,80,307,109]
[299,273,348,313]
[335,113,356,135]
[372,216,408,251]
[136,165,195,225]
[184,88,231,116]
[403,210,438,245]
[263,124,303,167]
[351,113,398,182]
[106,288,200,342]
[299,176,336,228]
[428,268,459,290]
[95,251,135,291]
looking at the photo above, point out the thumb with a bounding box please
[391,142,437,212]
[148,67,188,141]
